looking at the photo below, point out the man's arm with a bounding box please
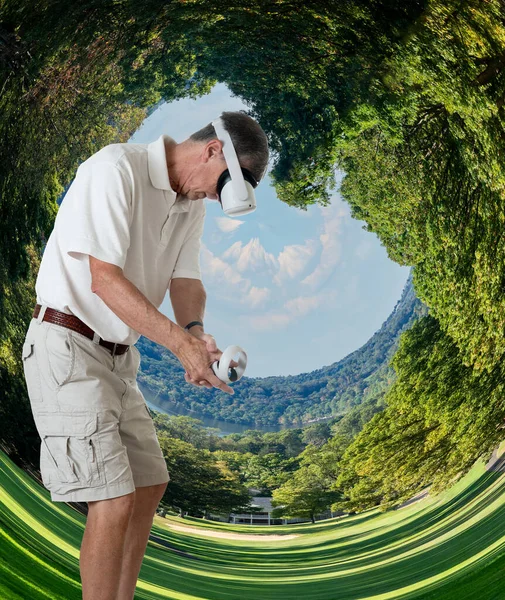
[169,278,206,337]
[90,258,188,354]
[89,258,234,394]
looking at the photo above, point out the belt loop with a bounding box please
[112,342,118,356]
[36,304,48,324]
[92,332,101,345]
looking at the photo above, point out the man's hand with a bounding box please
[169,279,238,393]
[182,330,238,393]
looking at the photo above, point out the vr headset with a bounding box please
[211,117,260,217]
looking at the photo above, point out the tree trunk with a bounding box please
[473,52,505,86]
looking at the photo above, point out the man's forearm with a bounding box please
[92,271,189,354]
[169,278,206,335]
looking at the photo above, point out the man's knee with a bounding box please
[139,481,168,503]
[133,481,168,513]
[152,481,168,498]
[87,491,136,526]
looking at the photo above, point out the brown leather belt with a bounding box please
[33,304,130,356]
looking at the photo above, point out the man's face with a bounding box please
[181,140,249,202]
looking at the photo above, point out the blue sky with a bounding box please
[130,84,411,378]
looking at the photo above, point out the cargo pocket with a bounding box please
[35,412,104,494]
[43,325,76,390]
[22,340,43,403]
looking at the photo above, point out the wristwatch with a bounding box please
[184,320,204,331]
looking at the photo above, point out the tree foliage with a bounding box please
[335,315,505,512]
[158,435,252,517]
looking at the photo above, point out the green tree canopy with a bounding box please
[159,435,251,517]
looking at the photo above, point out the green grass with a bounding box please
[2,450,505,599]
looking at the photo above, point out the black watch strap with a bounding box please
[184,320,204,331]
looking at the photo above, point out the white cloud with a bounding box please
[273,240,317,285]
[284,295,321,317]
[200,196,351,323]
[222,238,278,274]
[200,244,273,310]
[200,243,251,294]
[215,216,245,233]
[248,290,336,331]
[242,286,271,309]
[301,198,349,289]
[248,313,292,330]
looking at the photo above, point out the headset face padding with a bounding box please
[216,167,258,204]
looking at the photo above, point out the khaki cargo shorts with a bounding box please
[21,309,170,502]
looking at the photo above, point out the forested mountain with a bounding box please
[137,269,427,428]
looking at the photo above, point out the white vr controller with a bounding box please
[211,345,247,384]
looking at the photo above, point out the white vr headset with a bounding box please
[211,117,261,217]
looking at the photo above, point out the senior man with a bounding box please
[21,110,269,599]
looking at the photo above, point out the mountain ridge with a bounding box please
[137,267,428,428]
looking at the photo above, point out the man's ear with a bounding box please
[204,139,224,162]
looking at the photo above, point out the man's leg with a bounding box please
[116,482,168,599]
[80,491,136,600]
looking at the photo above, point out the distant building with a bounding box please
[209,496,343,525]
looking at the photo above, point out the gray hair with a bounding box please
[189,110,269,183]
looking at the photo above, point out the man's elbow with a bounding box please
[170,277,205,294]
[89,255,123,294]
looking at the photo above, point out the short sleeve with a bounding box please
[59,161,132,269]
[171,204,205,281]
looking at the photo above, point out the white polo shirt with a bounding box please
[35,134,206,345]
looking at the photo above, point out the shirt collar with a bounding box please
[147,134,190,213]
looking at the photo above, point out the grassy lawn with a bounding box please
[2,450,505,599]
